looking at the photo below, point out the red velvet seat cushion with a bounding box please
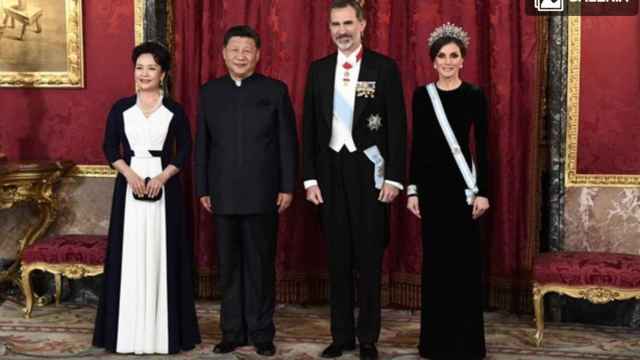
[22,235,107,266]
[534,252,640,288]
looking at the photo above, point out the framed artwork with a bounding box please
[0,0,84,88]
[565,16,640,187]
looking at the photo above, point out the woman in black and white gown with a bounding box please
[93,41,201,354]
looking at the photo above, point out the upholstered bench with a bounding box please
[20,234,107,318]
[532,251,640,346]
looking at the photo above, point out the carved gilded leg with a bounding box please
[18,21,26,39]
[54,273,62,305]
[533,284,545,347]
[33,13,43,33]
[21,266,34,319]
[16,202,56,262]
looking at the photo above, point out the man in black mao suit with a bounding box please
[195,25,298,357]
[302,1,407,359]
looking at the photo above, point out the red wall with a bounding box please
[0,1,135,164]
[577,16,640,174]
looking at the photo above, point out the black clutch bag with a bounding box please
[133,177,162,202]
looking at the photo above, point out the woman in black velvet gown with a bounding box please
[93,42,201,354]
[407,24,490,360]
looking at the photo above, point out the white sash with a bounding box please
[426,83,478,205]
[333,84,354,129]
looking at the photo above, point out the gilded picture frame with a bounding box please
[0,0,84,88]
[565,16,640,187]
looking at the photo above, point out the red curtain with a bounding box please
[173,0,541,310]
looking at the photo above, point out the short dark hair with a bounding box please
[331,0,365,21]
[429,37,467,61]
[223,25,261,49]
[131,41,171,72]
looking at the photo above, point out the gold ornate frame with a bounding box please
[565,16,640,187]
[135,0,144,45]
[70,0,145,177]
[532,282,640,346]
[21,262,103,318]
[0,0,84,88]
[71,164,116,177]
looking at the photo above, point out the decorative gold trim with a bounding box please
[532,282,640,346]
[565,16,640,187]
[135,0,144,45]
[67,165,116,178]
[0,0,84,88]
[21,262,103,318]
[23,262,103,280]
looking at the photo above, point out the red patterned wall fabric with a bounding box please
[173,0,541,308]
[0,1,135,163]
[534,252,640,289]
[577,16,640,174]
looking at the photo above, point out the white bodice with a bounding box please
[123,103,173,154]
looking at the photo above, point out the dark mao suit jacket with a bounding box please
[195,73,298,215]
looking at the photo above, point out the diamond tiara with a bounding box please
[427,22,470,49]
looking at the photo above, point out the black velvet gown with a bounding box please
[409,82,488,360]
[93,96,201,354]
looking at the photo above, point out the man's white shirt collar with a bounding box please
[337,45,363,67]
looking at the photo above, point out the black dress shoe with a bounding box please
[320,342,357,358]
[212,340,245,353]
[359,343,378,360]
[255,342,276,356]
